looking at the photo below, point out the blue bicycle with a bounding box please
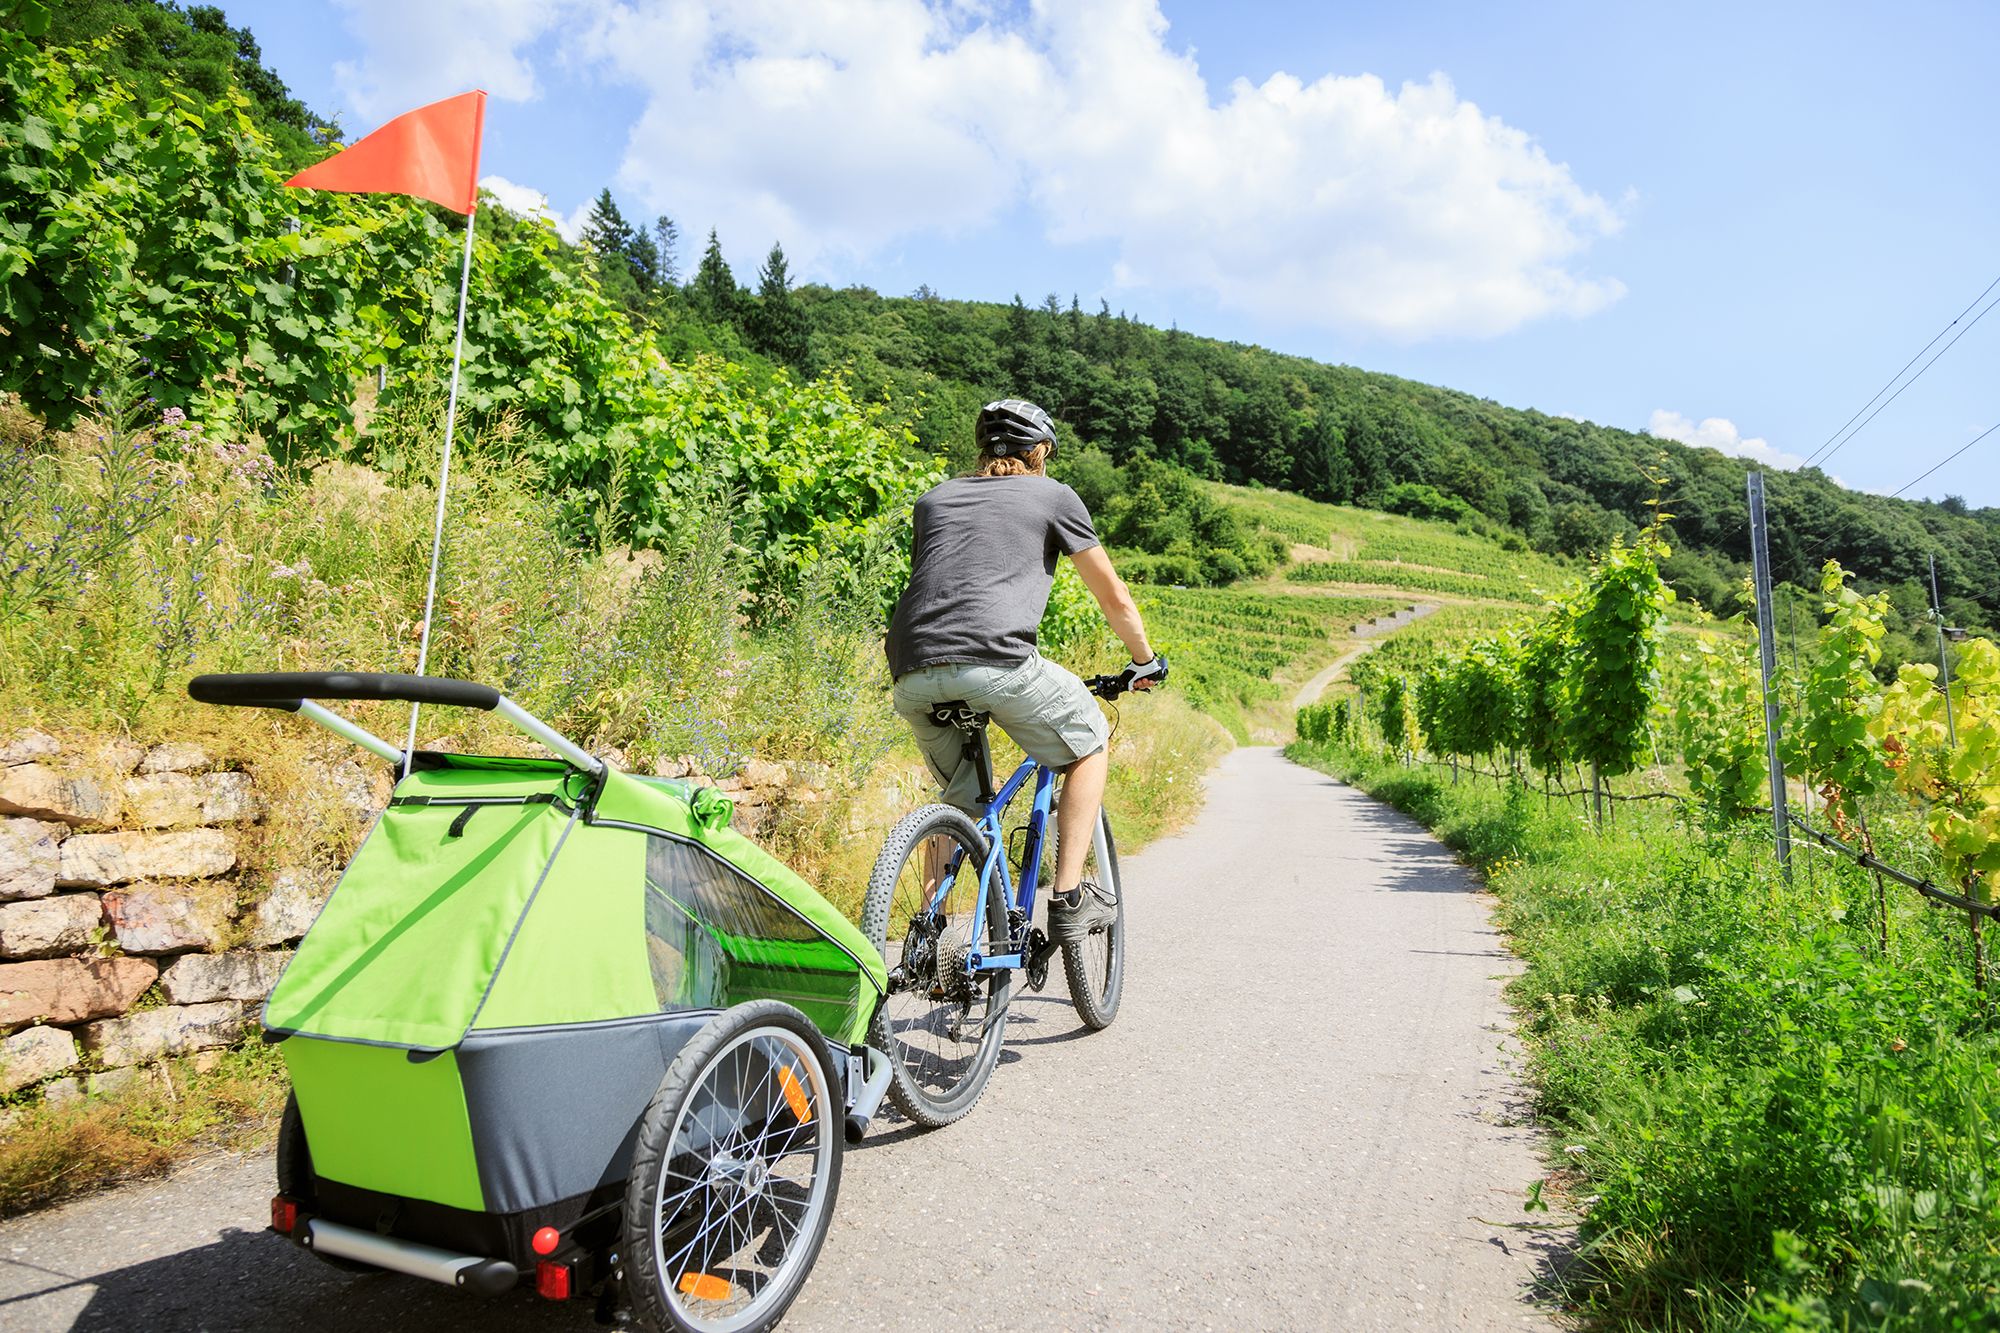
[861,672,1141,1128]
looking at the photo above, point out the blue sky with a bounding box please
[222,1,2000,505]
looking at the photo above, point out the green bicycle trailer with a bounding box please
[188,672,892,1333]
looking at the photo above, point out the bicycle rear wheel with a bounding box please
[1061,809,1125,1030]
[861,804,1011,1128]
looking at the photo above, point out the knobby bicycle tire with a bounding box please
[1061,809,1126,1030]
[861,803,1010,1128]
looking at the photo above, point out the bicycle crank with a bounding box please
[1024,927,1054,991]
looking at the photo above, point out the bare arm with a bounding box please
[1071,545,1154,664]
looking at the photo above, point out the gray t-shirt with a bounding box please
[885,474,1101,678]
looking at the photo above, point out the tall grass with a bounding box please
[1292,741,2000,1332]
[0,388,895,779]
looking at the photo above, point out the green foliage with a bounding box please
[1877,638,2000,907]
[1085,456,1286,587]
[689,227,739,326]
[1516,605,1576,778]
[1295,700,1336,744]
[1409,642,1527,766]
[0,29,434,443]
[1673,636,1769,821]
[1380,480,1477,525]
[1788,560,1891,828]
[36,0,328,162]
[1287,559,1551,602]
[1567,529,1675,779]
[1374,671,1411,756]
[747,241,808,367]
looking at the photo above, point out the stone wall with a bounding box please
[0,729,824,1109]
[0,729,361,1106]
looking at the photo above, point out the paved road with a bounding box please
[0,747,1567,1332]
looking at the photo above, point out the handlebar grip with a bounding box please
[187,672,502,712]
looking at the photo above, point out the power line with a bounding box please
[1775,416,2000,586]
[1805,281,2000,470]
[1888,418,2000,499]
[1805,272,2000,466]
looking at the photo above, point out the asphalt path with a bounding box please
[0,747,1568,1331]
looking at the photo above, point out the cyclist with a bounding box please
[885,398,1167,948]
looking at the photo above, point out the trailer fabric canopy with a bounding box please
[263,757,883,1051]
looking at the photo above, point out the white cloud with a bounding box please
[331,0,564,122]
[334,0,1627,339]
[479,174,590,243]
[574,1,1045,273]
[1648,409,1811,471]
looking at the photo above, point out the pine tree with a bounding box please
[653,216,680,287]
[747,241,808,366]
[626,229,660,292]
[580,188,646,311]
[690,228,739,324]
[579,189,633,264]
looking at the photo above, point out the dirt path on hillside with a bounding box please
[1290,602,1439,711]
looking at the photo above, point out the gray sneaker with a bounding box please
[1049,879,1116,947]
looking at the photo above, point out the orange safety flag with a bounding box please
[285,90,487,214]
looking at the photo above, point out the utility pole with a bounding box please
[1747,472,1791,875]
[1929,554,1959,751]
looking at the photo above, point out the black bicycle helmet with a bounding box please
[976,399,1059,458]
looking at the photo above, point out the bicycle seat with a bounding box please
[926,700,989,731]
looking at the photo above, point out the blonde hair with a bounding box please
[974,441,1052,477]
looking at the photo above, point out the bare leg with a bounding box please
[1053,748,1109,896]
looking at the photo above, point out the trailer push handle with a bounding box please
[186,672,604,775]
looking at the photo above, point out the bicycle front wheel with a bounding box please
[1062,809,1126,1030]
[861,804,1011,1128]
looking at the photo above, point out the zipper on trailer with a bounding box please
[387,791,574,837]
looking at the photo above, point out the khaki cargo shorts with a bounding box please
[893,652,1110,814]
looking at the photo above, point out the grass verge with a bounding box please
[0,1044,287,1218]
[1290,740,2000,1333]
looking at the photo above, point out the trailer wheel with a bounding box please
[622,1001,843,1333]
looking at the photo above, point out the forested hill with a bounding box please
[784,285,1999,631]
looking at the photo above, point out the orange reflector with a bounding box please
[776,1065,812,1123]
[678,1272,734,1302]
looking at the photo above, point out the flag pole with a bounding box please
[403,204,478,774]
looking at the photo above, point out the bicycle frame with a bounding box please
[920,741,1055,977]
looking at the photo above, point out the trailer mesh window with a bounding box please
[642,836,864,1037]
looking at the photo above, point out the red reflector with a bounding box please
[536,1260,572,1301]
[531,1225,560,1256]
[270,1196,299,1236]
